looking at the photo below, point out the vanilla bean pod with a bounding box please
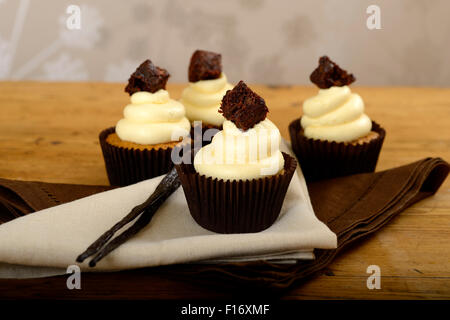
[76,167,180,265]
[88,200,162,267]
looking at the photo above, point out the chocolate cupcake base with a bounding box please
[99,127,187,186]
[175,152,297,234]
[288,118,385,182]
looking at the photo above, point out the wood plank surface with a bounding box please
[0,82,449,299]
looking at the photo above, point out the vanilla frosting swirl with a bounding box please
[301,86,372,142]
[180,73,233,126]
[116,90,190,145]
[194,119,285,180]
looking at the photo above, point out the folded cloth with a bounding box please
[0,142,337,277]
[205,157,448,289]
[0,156,448,289]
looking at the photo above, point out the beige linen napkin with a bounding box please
[0,142,336,275]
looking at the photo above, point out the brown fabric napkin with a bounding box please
[0,157,448,290]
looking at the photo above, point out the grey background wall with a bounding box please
[0,0,449,86]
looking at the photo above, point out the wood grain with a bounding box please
[0,82,449,299]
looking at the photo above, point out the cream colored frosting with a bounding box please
[301,86,372,142]
[180,73,233,126]
[194,119,285,180]
[116,90,191,145]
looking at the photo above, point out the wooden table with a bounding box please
[0,82,449,299]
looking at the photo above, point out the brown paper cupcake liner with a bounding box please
[189,122,222,148]
[175,152,297,234]
[288,118,385,182]
[99,127,187,186]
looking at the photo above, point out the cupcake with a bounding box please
[100,59,191,186]
[176,81,297,234]
[289,56,385,181]
[179,50,233,145]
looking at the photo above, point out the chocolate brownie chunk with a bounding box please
[188,50,222,82]
[219,81,268,131]
[310,56,355,89]
[125,60,170,95]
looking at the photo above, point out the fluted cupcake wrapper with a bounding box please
[288,118,386,182]
[189,122,222,148]
[175,152,297,234]
[99,127,179,186]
